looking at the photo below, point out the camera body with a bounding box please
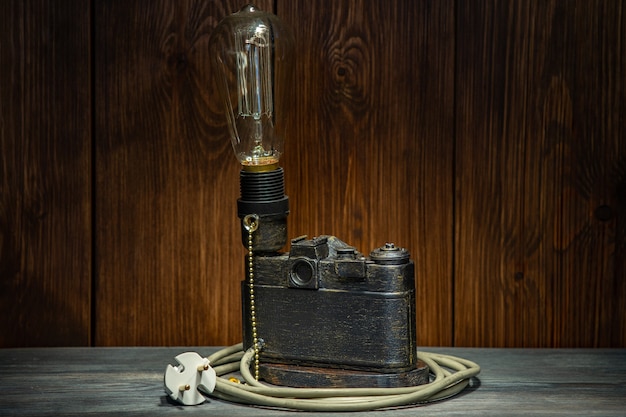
[242,234,425,387]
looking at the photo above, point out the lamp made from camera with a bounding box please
[164,4,480,410]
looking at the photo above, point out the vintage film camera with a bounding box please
[237,169,427,388]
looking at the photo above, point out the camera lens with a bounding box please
[290,259,315,288]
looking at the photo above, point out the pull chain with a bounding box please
[243,214,260,380]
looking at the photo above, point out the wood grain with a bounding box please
[279,0,455,346]
[1,347,625,415]
[94,0,274,346]
[0,0,91,346]
[2,0,624,349]
[454,0,626,347]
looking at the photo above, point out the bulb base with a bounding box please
[241,162,280,172]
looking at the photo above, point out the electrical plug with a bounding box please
[164,352,216,405]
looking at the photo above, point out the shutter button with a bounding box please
[369,243,410,265]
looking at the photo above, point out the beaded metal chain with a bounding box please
[243,214,260,380]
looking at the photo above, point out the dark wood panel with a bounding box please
[454,0,626,347]
[4,0,622,349]
[0,1,92,346]
[94,0,273,346]
[278,0,455,346]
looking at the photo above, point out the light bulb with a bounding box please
[210,4,294,171]
[210,4,294,252]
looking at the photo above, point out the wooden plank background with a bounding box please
[455,0,626,347]
[93,0,263,346]
[0,0,624,348]
[0,0,92,347]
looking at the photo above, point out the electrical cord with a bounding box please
[199,343,481,412]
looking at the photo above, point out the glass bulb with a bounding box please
[210,4,294,170]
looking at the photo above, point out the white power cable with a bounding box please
[165,343,481,412]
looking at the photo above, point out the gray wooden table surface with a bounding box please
[0,346,624,416]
